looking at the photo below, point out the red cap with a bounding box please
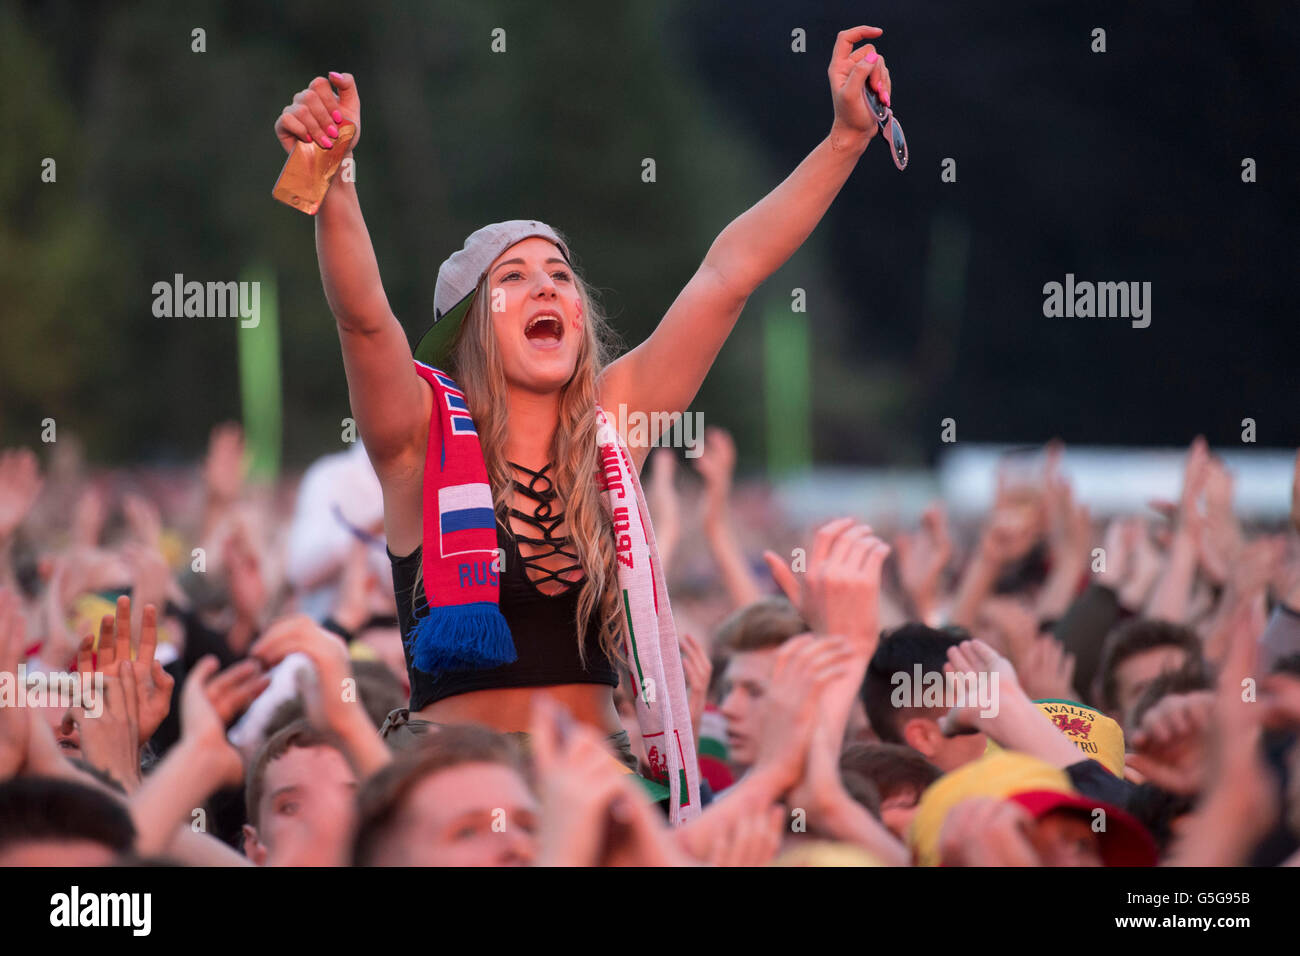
[1008,790,1158,867]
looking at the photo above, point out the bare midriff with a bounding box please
[410,462,623,735]
[414,683,622,735]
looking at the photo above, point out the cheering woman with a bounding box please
[273,26,897,819]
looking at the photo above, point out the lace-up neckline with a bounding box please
[506,461,585,593]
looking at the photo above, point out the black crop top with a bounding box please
[390,462,618,711]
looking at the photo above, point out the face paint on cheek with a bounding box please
[570,301,583,332]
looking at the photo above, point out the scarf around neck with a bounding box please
[408,359,701,822]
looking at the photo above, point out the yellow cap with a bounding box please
[1034,699,1125,776]
[909,751,1074,867]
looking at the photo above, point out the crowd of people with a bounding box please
[2,423,1298,867]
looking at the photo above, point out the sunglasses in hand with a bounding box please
[864,86,908,171]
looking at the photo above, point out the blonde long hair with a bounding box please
[442,246,625,666]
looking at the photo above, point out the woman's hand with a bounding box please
[828,26,891,145]
[275,71,361,154]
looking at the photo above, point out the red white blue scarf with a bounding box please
[409,360,701,822]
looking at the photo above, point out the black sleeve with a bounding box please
[1065,758,1139,812]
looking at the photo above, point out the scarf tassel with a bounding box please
[405,601,517,673]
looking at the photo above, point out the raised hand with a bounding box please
[1043,455,1090,567]
[74,647,142,792]
[121,493,163,551]
[1097,517,1164,611]
[827,26,890,140]
[939,638,1024,737]
[1198,457,1244,585]
[275,71,361,154]
[121,540,172,639]
[250,616,353,733]
[949,470,1043,630]
[177,656,246,789]
[0,589,32,777]
[71,483,107,549]
[1205,536,1283,665]
[1125,690,1213,795]
[1144,437,1211,624]
[250,615,389,776]
[1016,635,1078,703]
[0,448,42,541]
[693,426,737,505]
[763,518,891,654]
[753,635,854,792]
[764,520,890,750]
[203,423,247,506]
[1165,601,1279,865]
[201,659,270,726]
[82,596,175,747]
[983,470,1043,566]
[1037,455,1091,619]
[126,655,252,859]
[1227,536,1285,605]
[785,716,849,825]
[646,449,681,575]
[692,427,762,608]
[977,596,1038,663]
[1174,436,1210,537]
[895,504,952,624]
[678,631,712,747]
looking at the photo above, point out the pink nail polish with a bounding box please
[866,51,878,63]
[327,124,339,138]
[332,110,343,124]
[882,90,891,106]
[320,136,333,148]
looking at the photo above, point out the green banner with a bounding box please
[763,302,811,476]
[236,264,282,483]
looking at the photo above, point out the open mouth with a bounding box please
[524,312,564,347]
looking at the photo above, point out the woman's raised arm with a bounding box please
[277,73,430,476]
[600,28,892,458]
